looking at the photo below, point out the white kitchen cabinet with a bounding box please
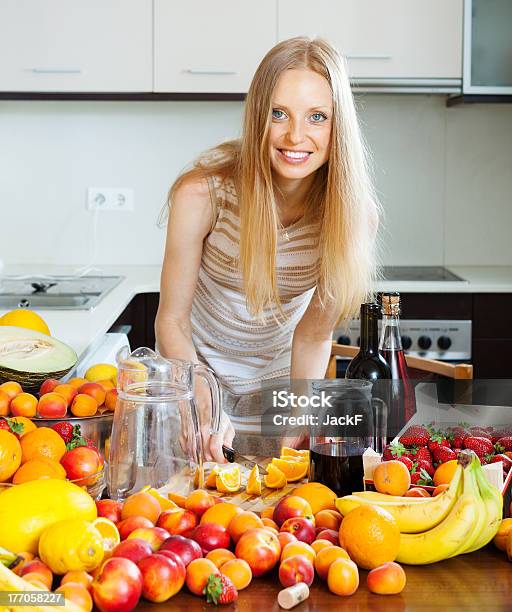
[278,0,463,84]
[154,0,277,93]
[0,0,152,92]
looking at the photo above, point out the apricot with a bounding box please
[277,532,297,550]
[121,492,161,523]
[185,489,216,517]
[52,384,78,407]
[55,583,93,611]
[495,518,512,552]
[20,559,53,589]
[0,381,23,400]
[71,393,98,417]
[327,557,359,596]
[67,377,88,390]
[61,570,94,591]
[315,509,343,531]
[10,392,38,418]
[185,558,220,596]
[261,517,279,531]
[315,545,351,581]
[95,379,115,392]
[260,506,275,520]
[104,389,118,411]
[373,460,411,496]
[311,538,334,554]
[228,510,264,543]
[205,548,236,569]
[367,561,406,595]
[220,558,252,590]
[280,541,316,564]
[77,382,106,407]
[39,378,60,396]
[37,392,67,418]
[0,389,10,416]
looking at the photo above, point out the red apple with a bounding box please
[137,553,185,603]
[280,517,316,544]
[316,529,340,545]
[39,378,60,397]
[127,527,170,551]
[111,538,153,564]
[91,557,143,612]
[159,535,202,567]
[273,495,313,527]
[118,517,154,540]
[96,500,123,524]
[156,509,198,536]
[235,528,281,577]
[279,554,315,587]
[191,523,230,555]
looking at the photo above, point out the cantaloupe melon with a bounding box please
[0,326,77,392]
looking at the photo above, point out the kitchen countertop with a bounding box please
[1,264,512,361]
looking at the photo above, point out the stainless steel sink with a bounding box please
[0,275,123,310]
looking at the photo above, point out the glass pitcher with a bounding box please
[107,347,221,501]
[308,379,387,497]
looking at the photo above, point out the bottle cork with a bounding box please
[277,582,310,609]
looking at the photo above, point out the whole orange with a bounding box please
[121,491,161,523]
[19,427,67,463]
[10,393,38,418]
[12,458,66,484]
[0,429,22,481]
[373,460,411,496]
[433,460,458,487]
[339,505,400,570]
[327,558,359,596]
[292,482,337,515]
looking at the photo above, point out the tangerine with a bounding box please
[12,458,66,484]
[19,427,67,463]
[0,429,22,481]
[10,393,38,418]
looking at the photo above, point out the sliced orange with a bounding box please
[167,491,187,508]
[271,457,309,482]
[140,485,178,511]
[246,465,262,495]
[216,465,242,493]
[205,465,220,488]
[280,446,310,461]
[92,517,120,552]
[263,464,287,489]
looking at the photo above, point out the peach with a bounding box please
[71,393,98,417]
[60,570,94,592]
[235,528,281,577]
[373,460,411,496]
[122,492,161,523]
[273,495,313,527]
[191,523,230,555]
[20,559,53,589]
[0,381,23,400]
[314,545,351,581]
[91,557,143,612]
[277,532,297,550]
[37,392,67,418]
[185,489,216,517]
[11,551,35,576]
[220,558,252,590]
[78,382,106,407]
[127,527,170,551]
[104,389,118,411]
[10,392,38,418]
[112,538,154,564]
[185,558,220,596]
[280,517,316,544]
[23,575,50,590]
[315,509,342,531]
[316,528,340,545]
[228,510,264,543]
[311,538,334,554]
[157,509,198,536]
[494,518,512,552]
[205,548,236,569]
[117,517,154,540]
[327,558,359,596]
[96,499,123,524]
[55,583,93,612]
[279,554,315,588]
[281,541,316,564]
[52,384,78,407]
[367,561,407,594]
[39,378,60,396]
[159,535,202,567]
[137,553,186,603]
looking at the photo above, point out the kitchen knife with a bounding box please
[222,444,268,475]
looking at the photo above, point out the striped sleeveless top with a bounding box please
[190,175,320,395]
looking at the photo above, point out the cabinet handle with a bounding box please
[25,68,82,74]
[184,69,237,75]
[345,54,392,61]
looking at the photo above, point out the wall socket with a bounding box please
[87,188,134,211]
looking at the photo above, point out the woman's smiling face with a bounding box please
[269,68,333,186]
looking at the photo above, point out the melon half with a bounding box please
[0,326,77,392]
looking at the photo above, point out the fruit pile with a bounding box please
[199,447,310,495]
[383,423,512,486]
[0,363,118,420]
[337,450,503,565]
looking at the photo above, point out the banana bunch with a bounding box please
[336,450,503,565]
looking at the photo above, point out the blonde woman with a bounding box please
[156,37,379,463]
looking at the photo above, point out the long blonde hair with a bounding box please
[162,37,380,323]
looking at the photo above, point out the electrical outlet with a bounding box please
[87,188,134,211]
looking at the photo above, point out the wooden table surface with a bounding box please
[136,545,511,611]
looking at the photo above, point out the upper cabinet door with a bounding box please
[154,0,277,93]
[0,0,152,92]
[278,0,463,82]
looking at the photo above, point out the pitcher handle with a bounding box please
[371,398,388,455]
[193,364,222,435]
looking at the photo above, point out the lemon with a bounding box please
[39,519,104,574]
[92,517,120,552]
[0,309,50,335]
[85,363,118,384]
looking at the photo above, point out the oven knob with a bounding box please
[418,336,432,350]
[438,336,452,351]
[337,335,351,346]
[401,335,412,350]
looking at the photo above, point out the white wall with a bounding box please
[1,95,511,267]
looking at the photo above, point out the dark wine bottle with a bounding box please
[345,303,392,381]
[379,292,416,434]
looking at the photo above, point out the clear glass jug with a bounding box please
[107,347,221,501]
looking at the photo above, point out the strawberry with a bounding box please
[433,446,457,464]
[0,417,24,439]
[50,421,74,443]
[396,456,413,471]
[204,574,238,605]
[414,447,433,464]
[409,462,434,486]
[383,442,415,461]
[417,459,434,477]
[496,437,512,451]
[468,427,492,441]
[450,430,469,448]
[427,431,450,453]
[464,436,494,457]
[399,426,430,447]
[489,454,512,473]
